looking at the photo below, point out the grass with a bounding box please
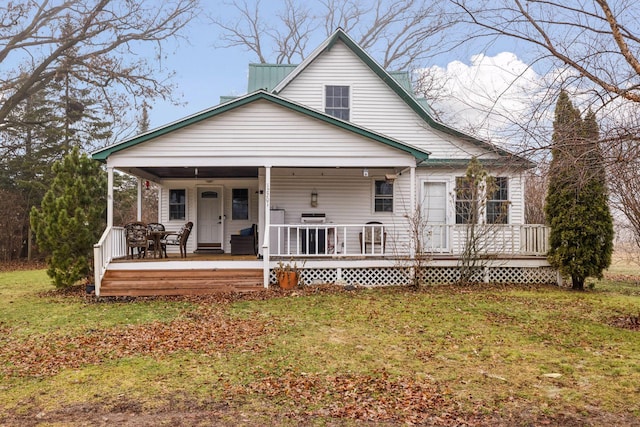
[0,270,193,337]
[0,263,639,425]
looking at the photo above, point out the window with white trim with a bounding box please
[374,180,393,212]
[169,189,186,220]
[325,85,350,120]
[455,177,474,224]
[486,177,509,224]
[232,188,249,220]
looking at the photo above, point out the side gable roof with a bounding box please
[273,28,534,168]
[92,90,430,162]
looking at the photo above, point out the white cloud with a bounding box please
[421,52,547,145]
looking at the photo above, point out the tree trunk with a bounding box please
[27,224,33,261]
[571,275,585,291]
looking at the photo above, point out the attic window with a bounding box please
[325,85,350,120]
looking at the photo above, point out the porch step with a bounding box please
[100,269,264,297]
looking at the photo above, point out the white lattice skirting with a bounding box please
[270,266,558,286]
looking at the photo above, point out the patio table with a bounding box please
[148,230,168,258]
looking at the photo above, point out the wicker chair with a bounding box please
[124,221,149,259]
[161,221,193,258]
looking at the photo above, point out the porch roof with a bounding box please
[92,90,431,164]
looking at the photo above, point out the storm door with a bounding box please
[422,182,448,252]
[197,187,223,248]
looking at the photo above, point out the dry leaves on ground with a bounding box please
[0,304,273,377]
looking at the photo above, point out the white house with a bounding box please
[92,29,554,296]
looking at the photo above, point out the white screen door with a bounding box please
[197,187,222,247]
[423,182,448,251]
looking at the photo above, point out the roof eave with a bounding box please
[92,90,430,162]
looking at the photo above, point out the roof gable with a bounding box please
[272,28,533,168]
[92,90,430,162]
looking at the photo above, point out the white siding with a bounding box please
[279,41,500,160]
[412,167,525,226]
[271,168,411,254]
[108,100,415,169]
[159,178,260,256]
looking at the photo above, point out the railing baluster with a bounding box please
[266,223,549,258]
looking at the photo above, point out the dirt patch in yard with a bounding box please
[1,396,639,427]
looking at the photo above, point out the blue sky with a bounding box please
[145,2,536,143]
[146,21,255,128]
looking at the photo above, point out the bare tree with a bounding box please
[447,0,640,253]
[0,0,199,133]
[450,1,640,106]
[210,0,456,69]
[392,204,433,288]
[524,167,547,225]
[609,137,640,249]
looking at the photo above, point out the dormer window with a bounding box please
[325,85,350,120]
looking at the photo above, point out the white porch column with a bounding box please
[258,170,265,256]
[263,166,271,288]
[107,167,114,228]
[410,165,416,258]
[137,178,143,222]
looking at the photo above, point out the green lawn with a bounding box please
[0,267,639,426]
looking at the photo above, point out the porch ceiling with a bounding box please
[136,166,259,180]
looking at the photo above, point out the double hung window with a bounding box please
[455,177,474,224]
[487,177,509,224]
[169,189,186,220]
[374,180,393,212]
[325,85,350,120]
[232,188,249,220]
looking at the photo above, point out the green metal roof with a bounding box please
[92,90,431,162]
[247,64,297,92]
[388,71,412,92]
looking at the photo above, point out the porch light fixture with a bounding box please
[363,168,369,177]
[311,190,318,207]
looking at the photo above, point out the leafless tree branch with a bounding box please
[0,0,199,132]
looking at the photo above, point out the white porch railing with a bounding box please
[93,226,126,295]
[268,223,549,258]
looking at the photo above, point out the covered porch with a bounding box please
[94,220,552,296]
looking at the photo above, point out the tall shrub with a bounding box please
[545,92,613,290]
[30,147,106,288]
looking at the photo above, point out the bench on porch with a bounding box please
[230,224,258,255]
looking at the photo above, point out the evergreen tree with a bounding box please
[0,18,112,260]
[30,147,106,288]
[545,92,613,290]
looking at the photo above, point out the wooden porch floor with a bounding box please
[111,253,260,263]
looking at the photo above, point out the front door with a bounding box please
[197,187,223,248]
[423,182,448,252]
